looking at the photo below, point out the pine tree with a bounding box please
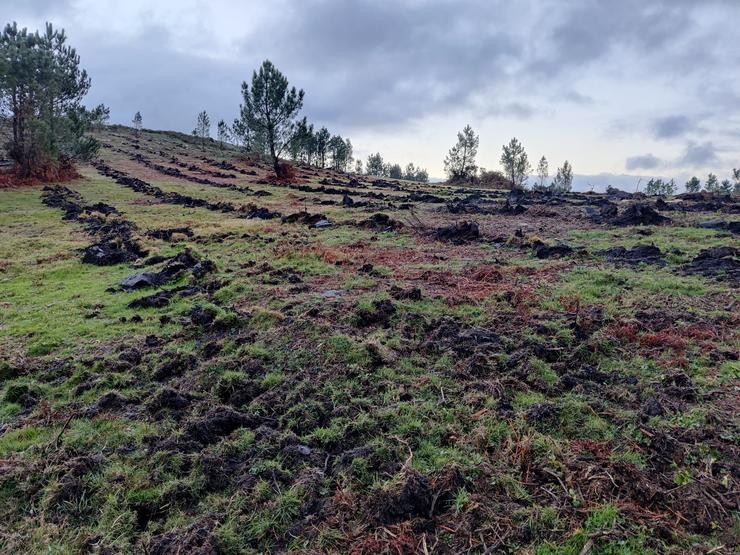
[551,161,573,193]
[388,163,403,179]
[0,22,97,178]
[217,119,230,150]
[366,153,384,176]
[231,117,250,151]
[685,176,701,193]
[315,127,330,168]
[344,138,353,170]
[705,173,719,193]
[500,137,531,189]
[355,159,363,175]
[193,111,210,146]
[132,111,143,136]
[535,156,549,191]
[240,60,304,177]
[733,169,740,196]
[444,125,478,181]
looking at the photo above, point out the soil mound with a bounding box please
[682,246,739,282]
[612,203,670,226]
[599,245,665,265]
[434,221,480,243]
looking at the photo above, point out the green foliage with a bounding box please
[365,152,385,176]
[240,60,304,175]
[534,156,549,191]
[0,21,97,177]
[644,178,676,196]
[685,176,701,193]
[445,124,479,180]
[500,136,531,189]
[551,160,573,192]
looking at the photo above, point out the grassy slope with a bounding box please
[0,126,738,554]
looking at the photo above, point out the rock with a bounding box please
[121,272,160,290]
[312,219,332,229]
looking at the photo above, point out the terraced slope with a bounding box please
[0,126,738,554]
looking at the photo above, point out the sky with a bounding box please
[7,0,740,187]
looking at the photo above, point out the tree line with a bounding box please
[443,125,573,192]
[364,153,429,182]
[2,21,737,192]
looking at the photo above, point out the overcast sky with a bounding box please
[8,0,740,184]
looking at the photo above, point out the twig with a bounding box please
[579,539,594,555]
[54,412,76,447]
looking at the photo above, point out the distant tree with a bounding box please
[193,110,210,146]
[315,127,330,168]
[534,156,549,191]
[733,169,740,196]
[302,123,316,165]
[217,119,230,150]
[644,178,676,196]
[355,159,363,175]
[231,117,251,151]
[500,137,531,189]
[0,22,98,178]
[88,104,110,131]
[551,160,573,193]
[344,138,353,170]
[328,134,349,171]
[388,163,403,179]
[704,173,719,193]
[444,125,478,181]
[478,169,510,189]
[132,111,143,136]
[366,152,384,176]
[719,179,733,194]
[685,176,701,193]
[240,60,304,177]
[402,162,428,182]
[289,118,313,162]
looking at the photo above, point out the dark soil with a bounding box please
[42,185,147,265]
[682,246,739,282]
[611,203,671,226]
[599,245,666,265]
[434,221,480,243]
[532,242,573,259]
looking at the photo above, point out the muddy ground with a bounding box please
[0,126,738,554]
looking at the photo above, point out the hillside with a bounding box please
[0,126,738,553]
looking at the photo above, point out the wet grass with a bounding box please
[0,126,737,554]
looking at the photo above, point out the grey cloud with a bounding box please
[678,141,718,167]
[652,115,693,139]
[5,0,739,177]
[626,153,661,170]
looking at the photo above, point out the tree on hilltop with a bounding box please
[217,119,230,150]
[534,156,549,191]
[132,111,142,136]
[193,110,210,146]
[444,125,478,181]
[685,176,701,193]
[366,152,384,176]
[240,60,304,177]
[551,160,573,193]
[500,137,531,189]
